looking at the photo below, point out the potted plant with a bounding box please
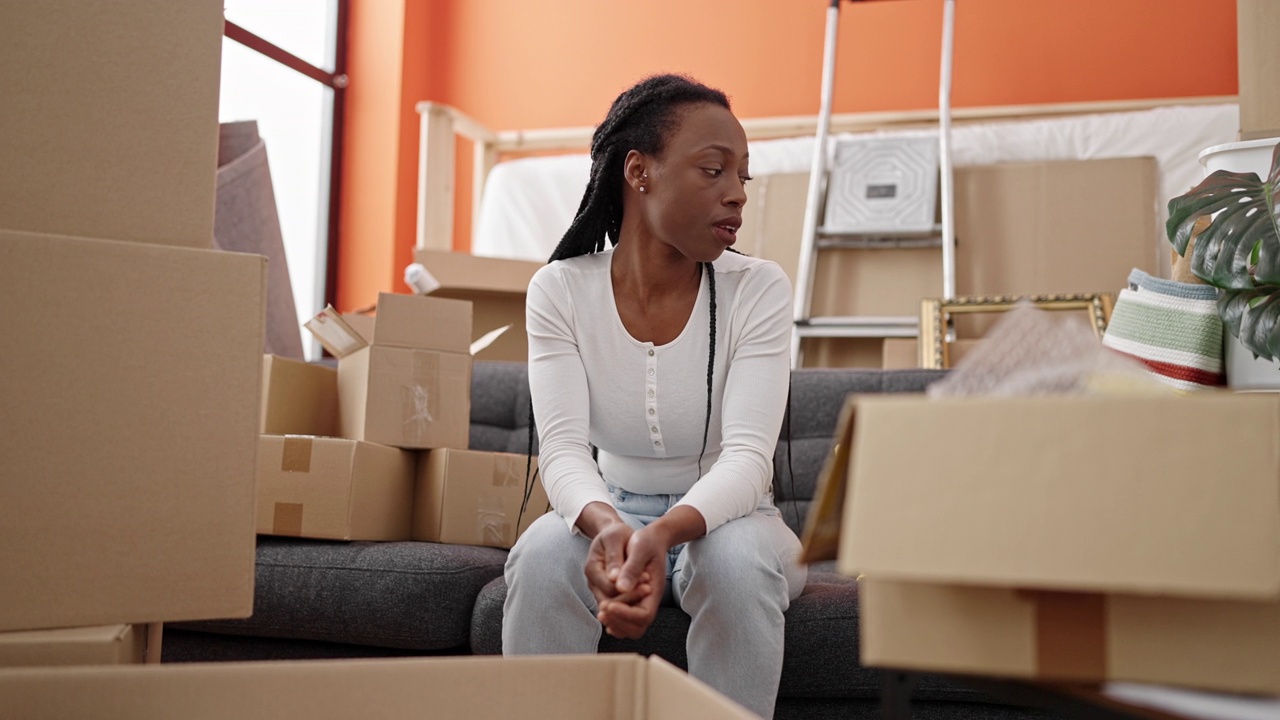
[1167,139,1280,388]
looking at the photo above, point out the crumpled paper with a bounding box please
[927,302,1169,399]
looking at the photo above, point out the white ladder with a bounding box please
[790,0,959,367]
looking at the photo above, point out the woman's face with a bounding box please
[634,103,750,264]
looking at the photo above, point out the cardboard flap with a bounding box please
[371,293,472,353]
[799,398,858,563]
[304,307,367,359]
[841,394,1280,600]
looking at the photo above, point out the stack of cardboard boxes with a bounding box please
[256,292,548,548]
[0,0,261,669]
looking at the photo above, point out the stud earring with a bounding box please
[639,186,647,193]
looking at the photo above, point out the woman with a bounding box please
[503,74,805,719]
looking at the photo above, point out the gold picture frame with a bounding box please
[919,293,1116,370]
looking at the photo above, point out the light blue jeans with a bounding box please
[503,485,807,719]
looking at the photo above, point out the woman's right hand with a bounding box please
[584,521,652,614]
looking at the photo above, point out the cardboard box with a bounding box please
[260,355,339,436]
[807,392,1280,695]
[257,436,416,541]
[414,449,550,549]
[740,159,1157,365]
[0,229,264,632]
[414,249,542,362]
[1238,0,1280,140]
[312,293,473,450]
[0,625,147,668]
[0,1,222,247]
[0,654,754,719]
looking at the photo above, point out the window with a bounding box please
[219,1,345,359]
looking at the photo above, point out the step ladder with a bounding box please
[791,0,958,367]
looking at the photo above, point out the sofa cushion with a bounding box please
[172,537,508,650]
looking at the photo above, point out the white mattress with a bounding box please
[472,103,1239,269]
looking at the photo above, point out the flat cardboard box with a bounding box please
[0,654,754,719]
[1238,0,1280,140]
[260,355,339,436]
[0,229,264,632]
[320,293,473,450]
[805,392,1280,695]
[414,449,550,549]
[414,249,542,362]
[0,0,222,247]
[257,436,416,541]
[0,625,147,668]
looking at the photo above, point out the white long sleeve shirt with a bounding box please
[526,247,793,535]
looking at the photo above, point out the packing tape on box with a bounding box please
[1021,590,1107,681]
[476,457,523,546]
[281,436,314,472]
[273,502,304,536]
[401,352,439,445]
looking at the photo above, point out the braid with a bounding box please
[698,262,716,479]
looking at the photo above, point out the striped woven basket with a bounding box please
[1102,269,1225,391]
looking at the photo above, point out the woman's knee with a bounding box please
[681,514,799,588]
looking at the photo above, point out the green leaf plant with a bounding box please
[1166,142,1280,361]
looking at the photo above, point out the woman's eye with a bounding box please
[740,175,753,186]
[702,168,724,178]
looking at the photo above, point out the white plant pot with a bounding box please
[1198,138,1280,391]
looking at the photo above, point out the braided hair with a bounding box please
[521,75,730,519]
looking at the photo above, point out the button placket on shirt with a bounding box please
[645,345,664,456]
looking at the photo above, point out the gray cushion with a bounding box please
[172,538,508,650]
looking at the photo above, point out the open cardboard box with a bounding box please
[260,355,339,436]
[413,249,541,362]
[307,293,475,450]
[0,654,754,719]
[802,392,1280,695]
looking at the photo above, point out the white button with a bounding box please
[647,390,654,398]
[650,426,658,433]
[648,349,654,356]
[647,368,654,376]
[654,440,662,447]
[648,408,655,415]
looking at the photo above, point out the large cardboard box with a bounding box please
[0,229,265,632]
[0,1,223,247]
[414,250,541,362]
[0,626,147,668]
[1238,0,1280,140]
[260,355,339,436]
[257,436,416,541]
[739,159,1157,366]
[807,392,1280,695]
[313,293,473,450]
[0,654,754,719]
[413,449,550,549]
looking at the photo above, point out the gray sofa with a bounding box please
[166,362,1053,720]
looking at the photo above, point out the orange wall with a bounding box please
[337,0,1238,310]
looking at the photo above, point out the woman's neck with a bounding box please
[610,234,700,305]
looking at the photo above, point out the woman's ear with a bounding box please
[623,150,649,194]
